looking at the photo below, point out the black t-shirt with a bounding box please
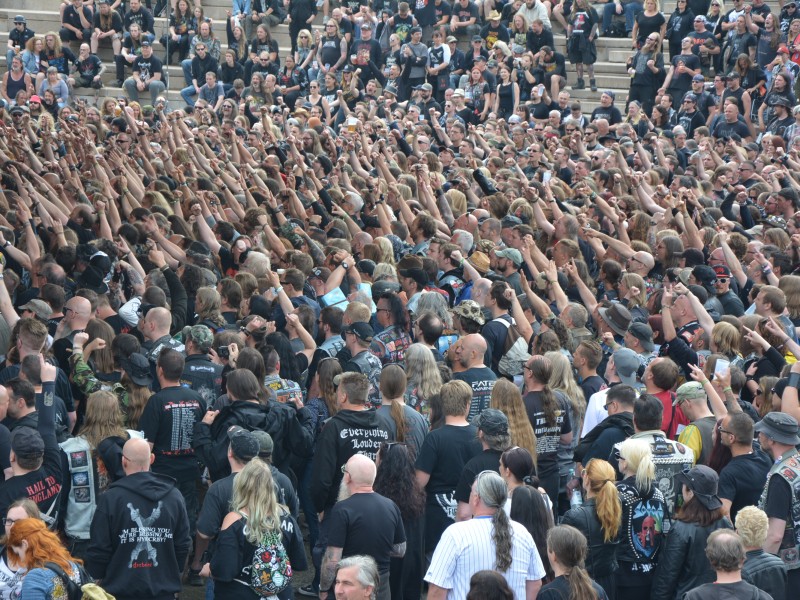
[0,382,62,527]
[522,391,572,477]
[718,450,772,523]
[684,580,772,600]
[326,492,405,573]
[139,385,204,479]
[635,12,667,40]
[712,118,751,139]
[580,375,606,405]
[453,367,497,421]
[416,424,482,497]
[132,53,163,83]
[590,105,622,125]
[453,449,502,503]
[539,575,608,600]
[764,472,792,523]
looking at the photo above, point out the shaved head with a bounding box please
[346,453,376,486]
[122,437,153,473]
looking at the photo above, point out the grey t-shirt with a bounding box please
[375,404,429,456]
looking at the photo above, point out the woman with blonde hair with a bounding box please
[491,379,537,458]
[201,458,306,597]
[405,343,443,419]
[620,273,648,322]
[615,437,667,599]
[294,28,315,73]
[373,240,396,267]
[710,321,743,367]
[563,459,621,600]
[377,365,429,454]
[7,518,88,598]
[545,351,585,445]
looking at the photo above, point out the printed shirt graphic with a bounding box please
[123,501,167,568]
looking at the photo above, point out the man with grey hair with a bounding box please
[683,530,772,600]
[426,470,545,599]
[450,230,474,256]
[454,408,512,520]
[180,324,223,407]
[561,302,592,345]
[335,555,379,600]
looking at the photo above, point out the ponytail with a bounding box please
[584,459,622,543]
[492,508,513,572]
[595,480,622,542]
[566,566,599,600]
[390,398,408,442]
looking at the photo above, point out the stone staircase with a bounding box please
[0,0,786,112]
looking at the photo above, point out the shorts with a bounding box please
[567,35,597,66]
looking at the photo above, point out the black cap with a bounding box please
[674,465,723,510]
[76,265,109,295]
[342,321,374,342]
[472,408,509,436]
[121,353,153,387]
[356,259,376,276]
[141,40,152,47]
[11,427,44,459]
[227,426,260,461]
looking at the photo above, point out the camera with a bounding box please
[217,346,230,359]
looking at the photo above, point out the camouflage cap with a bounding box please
[187,324,214,352]
[450,300,485,326]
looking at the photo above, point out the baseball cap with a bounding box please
[472,35,483,42]
[472,408,509,436]
[446,36,457,43]
[494,248,523,267]
[227,426,260,462]
[501,215,523,228]
[141,39,152,47]
[612,348,641,387]
[675,381,706,405]
[692,74,705,82]
[627,322,655,352]
[713,265,732,278]
[19,299,53,321]
[674,465,723,510]
[342,321,374,342]
[360,22,371,29]
[778,44,790,54]
[250,430,274,457]
[186,324,214,352]
[11,427,44,459]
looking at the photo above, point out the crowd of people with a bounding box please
[1,0,800,599]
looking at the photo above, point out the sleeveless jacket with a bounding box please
[369,325,412,366]
[759,447,800,572]
[319,335,345,358]
[347,349,383,408]
[616,478,668,584]
[60,429,143,540]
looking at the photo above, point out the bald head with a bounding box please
[122,438,153,474]
[471,278,492,306]
[345,453,376,487]
[631,251,655,272]
[64,296,92,330]
[145,307,172,338]
[460,333,487,368]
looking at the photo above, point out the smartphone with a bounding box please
[537,84,545,96]
[543,171,552,184]
[714,358,730,379]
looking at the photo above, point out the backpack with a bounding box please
[493,316,532,377]
[240,513,293,597]
[44,562,115,600]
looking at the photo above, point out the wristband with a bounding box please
[701,379,710,386]
[722,386,733,393]
[788,372,800,390]
[273,285,283,294]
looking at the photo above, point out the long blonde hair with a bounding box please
[584,459,622,542]
[491,379,537,462]
[79,391,128,449]
[232,458,281,544]
[545,351,585,430]
[617,438,656,492]
[405,343,443,401]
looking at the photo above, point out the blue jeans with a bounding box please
[181,85,199,106]
[181,58,194,86]
[603,1,642,33]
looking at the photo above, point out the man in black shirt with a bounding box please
[718,412,770,523]
[319,454,405,600]
[7,16,35,68]
[123,40,166,106]
[124,0,155,41]
[139,349,204,536]
[60,0,93,43]
[0,356,62,528]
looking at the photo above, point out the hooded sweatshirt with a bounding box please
[310,408,391,513]
[85,471,191,600]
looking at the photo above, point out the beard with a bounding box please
[337,478,352,502]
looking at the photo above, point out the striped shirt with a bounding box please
[425,516,546,600]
